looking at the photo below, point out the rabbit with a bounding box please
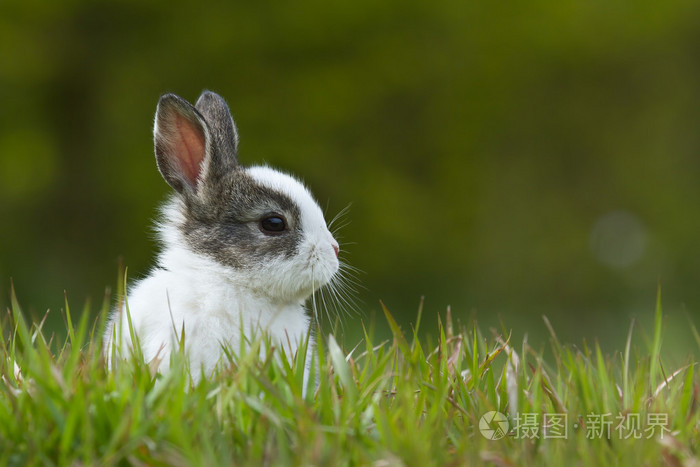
[104,90,341,383]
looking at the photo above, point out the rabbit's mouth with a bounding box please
[309,248,340,286]
[307,252,361,325]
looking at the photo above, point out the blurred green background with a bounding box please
[2,0,700,354]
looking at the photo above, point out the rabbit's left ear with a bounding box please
[154,93,212,195]
[195,90,239,162]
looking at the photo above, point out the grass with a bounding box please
[1,288,699,466]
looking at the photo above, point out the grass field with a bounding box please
[1,287,698,466]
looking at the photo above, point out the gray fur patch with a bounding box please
[178,168,303,269]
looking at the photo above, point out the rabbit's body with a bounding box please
[105,91,339,381]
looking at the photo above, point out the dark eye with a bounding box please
[260,215,287,234]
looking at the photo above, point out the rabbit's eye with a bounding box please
[260,215,287,234]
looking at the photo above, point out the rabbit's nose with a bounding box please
[332,243,339,258]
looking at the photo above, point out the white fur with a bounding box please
[105,167,339,383]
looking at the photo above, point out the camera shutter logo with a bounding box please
[480,411,509,440]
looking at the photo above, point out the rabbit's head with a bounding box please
[153,91,340,303]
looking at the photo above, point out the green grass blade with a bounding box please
[649,284,663,392]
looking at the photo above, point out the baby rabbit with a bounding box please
[105,91,340,382]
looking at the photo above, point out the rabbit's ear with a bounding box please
[154,94,211,195]
[195,90,239,163]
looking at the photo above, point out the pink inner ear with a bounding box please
[173,113,206,187]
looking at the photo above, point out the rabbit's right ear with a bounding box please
[153,94,211,195]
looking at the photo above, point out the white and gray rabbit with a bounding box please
[104,90,340,382]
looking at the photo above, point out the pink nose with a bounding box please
[333,244,339,257]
